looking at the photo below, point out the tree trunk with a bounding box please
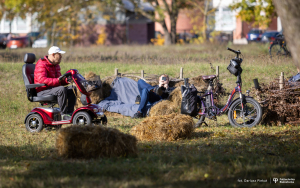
[163,27,172,45]
[9,21,11,34]
[51,21,56,46]
[170,11,178,44]
[160,20,171,45]
[273,0,300,68]
[202,14,207,40]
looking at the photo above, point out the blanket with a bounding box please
[98,77,153,117]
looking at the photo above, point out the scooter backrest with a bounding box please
[22,53,36,86]
[24,53,36,64]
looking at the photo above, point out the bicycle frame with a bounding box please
[198,76,244,118]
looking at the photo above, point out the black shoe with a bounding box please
[61,114,72,120]
[135,95,141,104]
[132,112,143,119]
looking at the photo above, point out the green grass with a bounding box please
[0,44,299,187]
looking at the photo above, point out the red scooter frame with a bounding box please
[25,69,106,132]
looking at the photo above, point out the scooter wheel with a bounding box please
[72,111,92,126]
[25,114,44,133]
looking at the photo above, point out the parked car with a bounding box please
[246,29,264,42]
[6,36,30,49]
[0,34,8,49]
[260,31,280,43]
[32,36,47,48]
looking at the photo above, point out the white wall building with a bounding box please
[213,0,237,32]
[0,13,39,35]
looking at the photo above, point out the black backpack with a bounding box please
[181,78,198,117]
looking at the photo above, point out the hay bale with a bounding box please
[56,126,138,159]
[130,113,195,141]
[149,87,182,117]
[75,72,116,109]
[169,76,207,89]
[85,71,103,103]
[102,76,116,99]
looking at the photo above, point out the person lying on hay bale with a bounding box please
[133,74,175,118]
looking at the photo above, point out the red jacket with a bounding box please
[34,56,68,93]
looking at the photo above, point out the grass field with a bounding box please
[0,43,299,187]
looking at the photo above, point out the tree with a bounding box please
[131,0,192,45]
[0,0,28,34]
[186,0,219,42]
[230,0,276,28]
[1,0,106,46]
[273,0,300,69]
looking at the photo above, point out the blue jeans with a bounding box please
[137,79,161,115]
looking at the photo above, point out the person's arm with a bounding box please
[161,87,175,99]
[35,63,61,86]
[56,66,69,85]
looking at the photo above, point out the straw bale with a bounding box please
[149,87,182,117]
[169,76,207,90]
[56,125,138,159]
[86,72,103,103]
[74,72,105,109]
[102,76,116,99]
[130,113,195,141]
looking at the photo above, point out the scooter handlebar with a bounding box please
[227,47,241,54]
[58,72,72,81]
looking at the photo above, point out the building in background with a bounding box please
[0,13,39,35]
[213,0,281,44]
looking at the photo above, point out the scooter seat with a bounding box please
[32,95,57,102]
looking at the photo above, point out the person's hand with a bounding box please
[159,80,164,87]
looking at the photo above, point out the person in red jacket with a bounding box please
[34,46,76,120]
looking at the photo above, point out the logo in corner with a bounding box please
[273,178,278,183]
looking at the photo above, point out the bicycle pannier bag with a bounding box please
[181,79,198,117]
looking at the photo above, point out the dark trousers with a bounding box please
[137,79,161,115]
[37,85,77,114]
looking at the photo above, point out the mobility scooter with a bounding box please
[22,53,107,133]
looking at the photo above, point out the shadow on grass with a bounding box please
[0,129,300,187]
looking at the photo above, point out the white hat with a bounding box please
[48,46,66,55]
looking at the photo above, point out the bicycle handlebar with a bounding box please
[227,47,241,54]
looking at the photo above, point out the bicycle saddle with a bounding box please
[202,75,216,80]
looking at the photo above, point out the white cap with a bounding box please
[48,46,66,55]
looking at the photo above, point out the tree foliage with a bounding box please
[0,0,116,46]
[186,0,219,43]
[230,0,276,28]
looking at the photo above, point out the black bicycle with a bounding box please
[269,34,290,58]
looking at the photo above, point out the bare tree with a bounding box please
[273,0,300,68]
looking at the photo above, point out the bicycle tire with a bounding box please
[195,105,205,128]
[269,43,286,57]
[228,97,262,128]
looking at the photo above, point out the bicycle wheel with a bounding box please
[269,43,286,57]
[195,107,205,128]
[228,98,262,128]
